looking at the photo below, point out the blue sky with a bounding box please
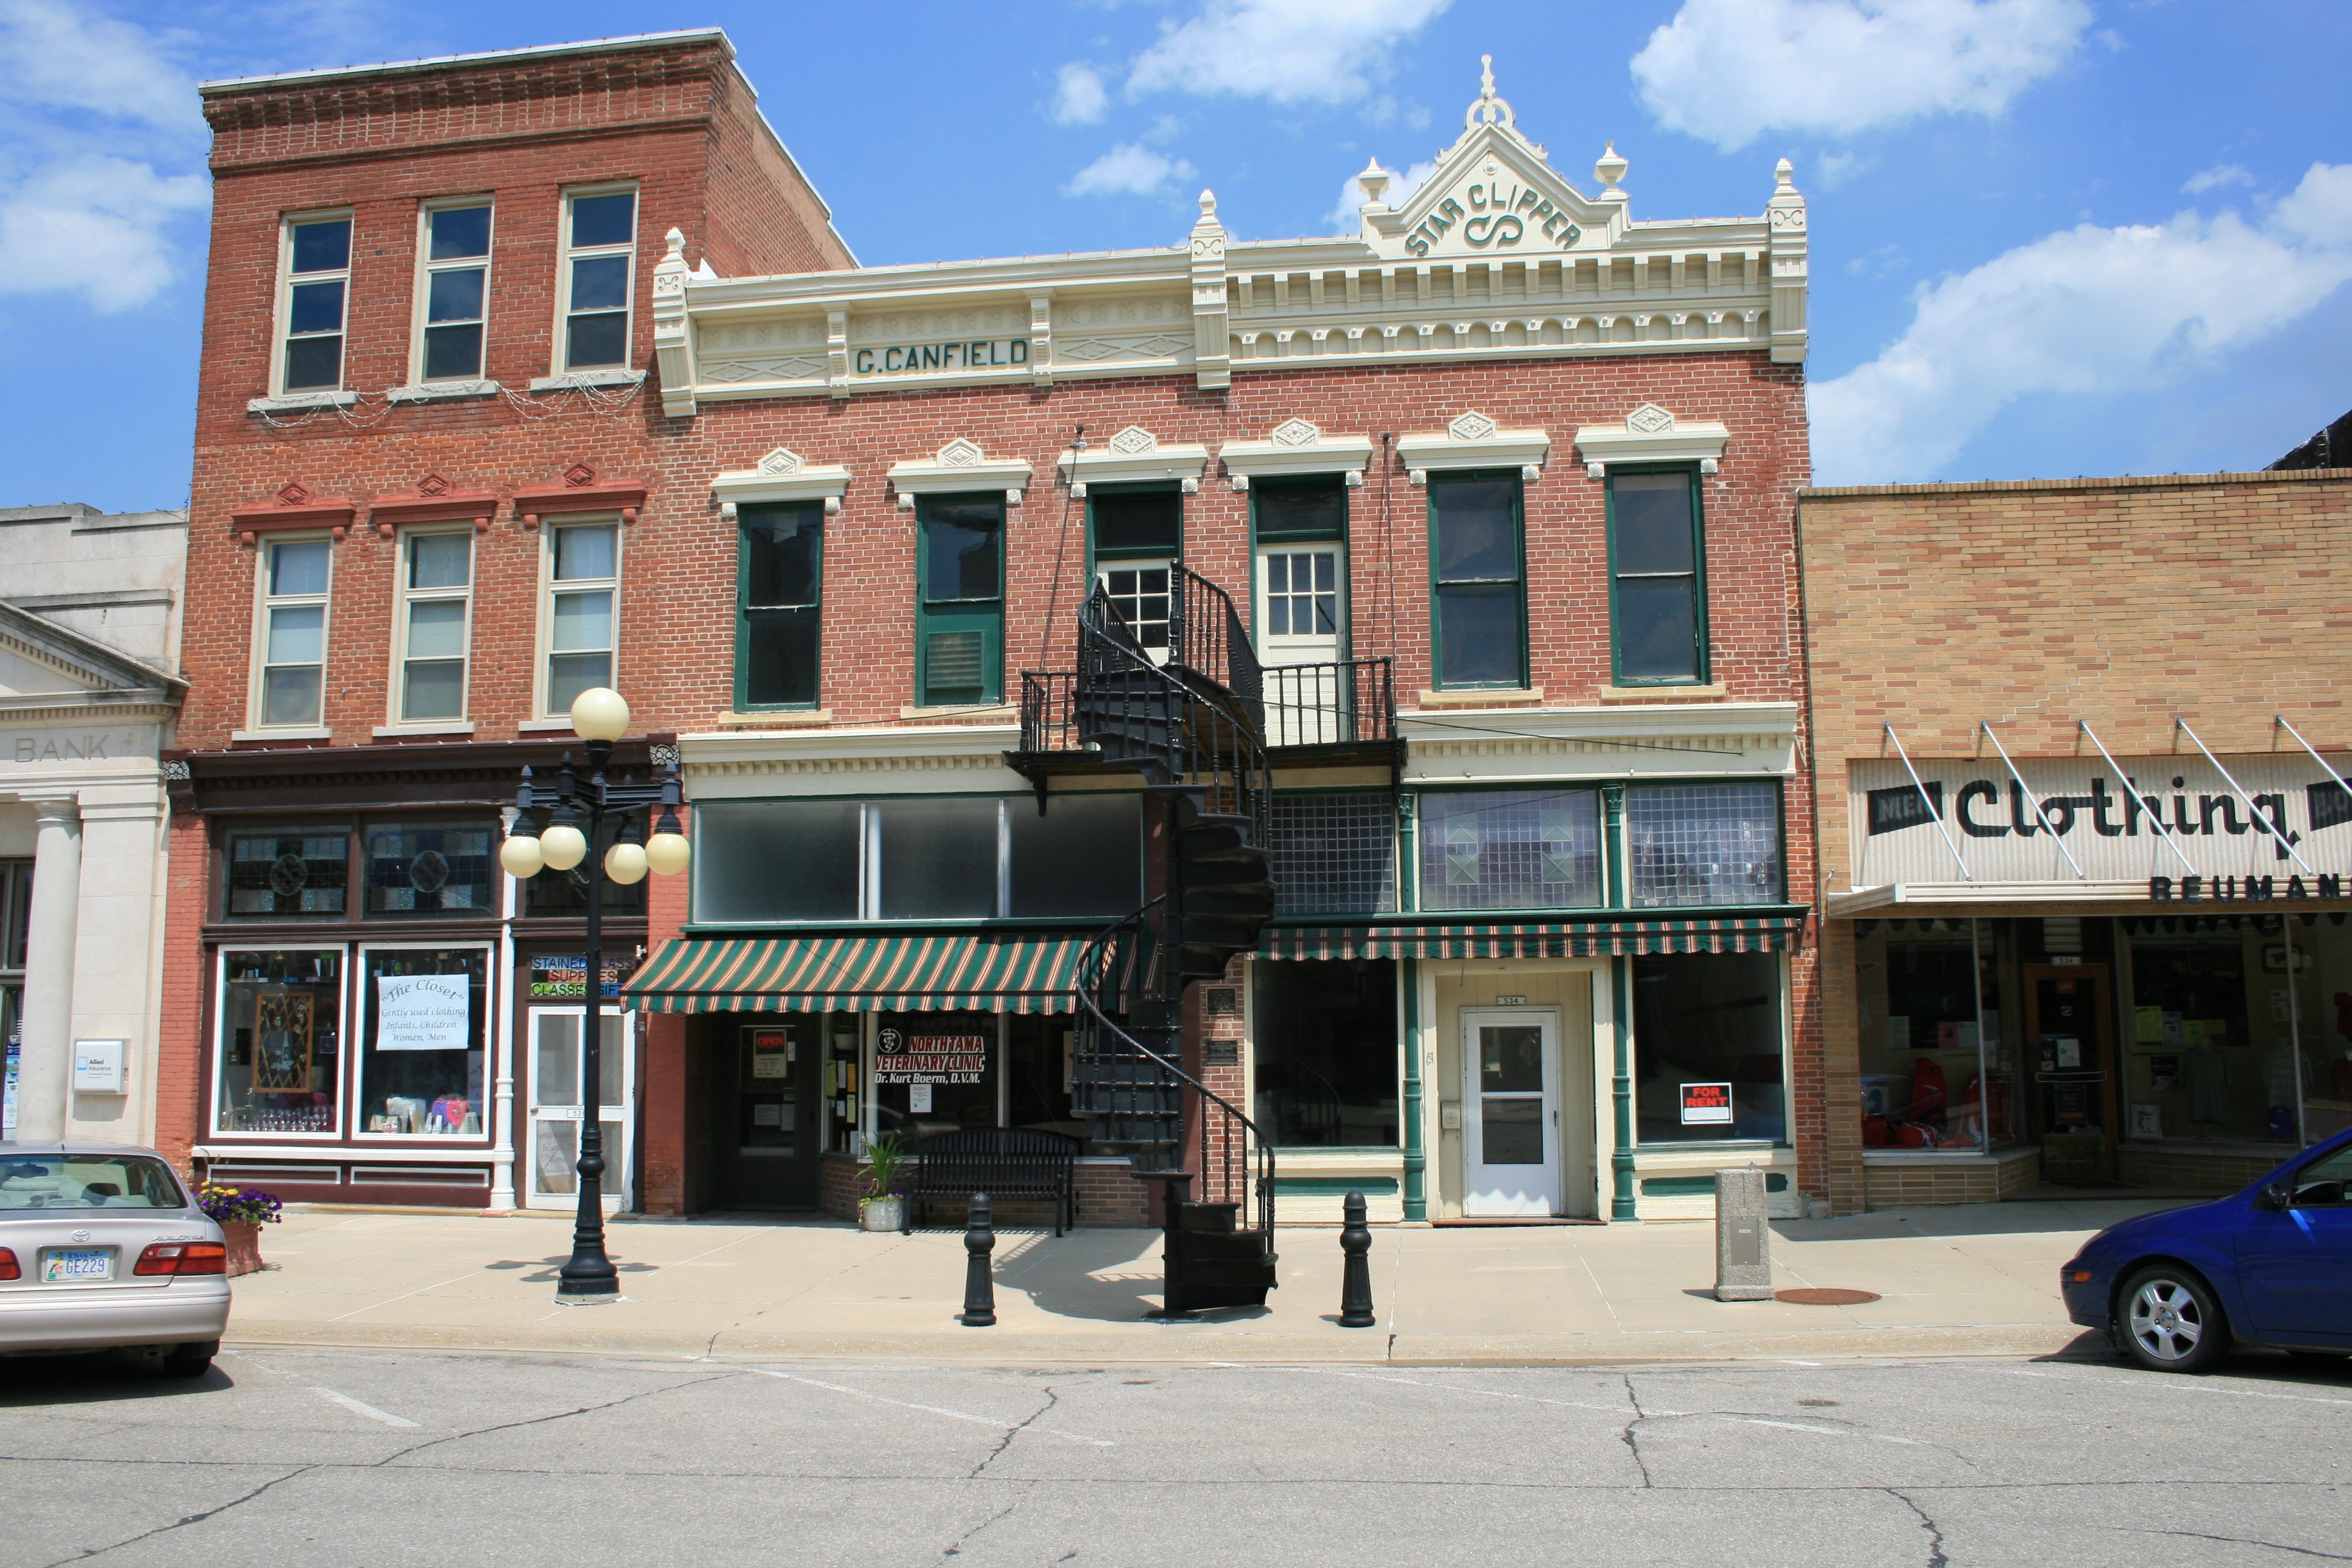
[3,0,2347,512]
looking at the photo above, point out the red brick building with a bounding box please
[163,34,1824,1229]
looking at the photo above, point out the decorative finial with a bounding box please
[1774,157,1797,194]
[1463,54,1517,131]
[1480,53,1495,100]
[664,227,686,261]
[1199,189,1217,217]
[1595,141,1628,191]
[1356,157,1391,208]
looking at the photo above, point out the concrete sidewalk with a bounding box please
[218,1197,2177,1365]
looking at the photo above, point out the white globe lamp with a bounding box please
[538,822,588,871]
[570,686,630,742]
[604,840,649,885]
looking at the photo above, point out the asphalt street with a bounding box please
[2,1345,2347,1567]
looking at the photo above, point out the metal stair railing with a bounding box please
[1169,564,1264,723]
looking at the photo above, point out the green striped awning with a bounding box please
[625,932,1105,1014]
[1258,912,1808,961]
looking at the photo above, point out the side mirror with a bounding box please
[2257,1181,2292,1212]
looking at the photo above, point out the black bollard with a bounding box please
[959,1191,997,1327]
[1338,1191,1376,1328]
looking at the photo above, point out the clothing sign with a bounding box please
[375,974,471,1051]
[1679,1082,1734,1125]
[873,1030,988,1085]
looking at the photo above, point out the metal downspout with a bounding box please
[1604,782,1636,1221]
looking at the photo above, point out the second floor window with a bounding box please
[398,531,471,723]
[279,215,351,393]
[917,497,1004,707]
[1089,486,1181,655]
[561,189,636,371]
[739,505,823,708]
[419,203,492,382]
[1609,469,1708,684]
[258,538,332,727]
[544,523,618,716]
[1429,473,1524,688]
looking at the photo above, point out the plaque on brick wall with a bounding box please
[1206,1042,1239,1065]
[1205,988,1239,1016]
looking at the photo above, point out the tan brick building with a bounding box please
[1799,469,2352,1212]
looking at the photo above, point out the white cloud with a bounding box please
[1324,156,1434,231]
[2183,163,2253,195]
[0,1,207,313]
[1051,62,1109,125]
[1065,142,1200,198]
[1810,164,2352,483]
[1128,0,1452,106]
[1631,0,2091,152]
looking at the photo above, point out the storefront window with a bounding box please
[214,948,343,1135]
[875,798,998,920]
[1418,789,1600,911]
[1252,958,1398,1147]
[358,946,488,1135]
[1627,783,1782,907]
[226,829,348,917]
[1008,794,1142,918]
[872,1011,996,1144]
[1854,920,2013,1152]
[365,822,495,916]
[1270,793,1397,915]
[1632,952,1785,1143]
[696,800,861,922]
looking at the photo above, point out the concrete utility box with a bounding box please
[1713,1166,1774,1301]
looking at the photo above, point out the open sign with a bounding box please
[1679,1082,1734,1125]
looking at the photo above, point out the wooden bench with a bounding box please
[903,1129,1081,1235]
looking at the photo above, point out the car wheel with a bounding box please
[160,1340,219,1379]
[2116,1266,2228,1373]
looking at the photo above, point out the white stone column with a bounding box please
[15,794,82,1143]
[65,786,167,1142]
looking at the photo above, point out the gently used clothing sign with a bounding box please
[374,974,471,1051]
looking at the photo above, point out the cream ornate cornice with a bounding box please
[710,446,853,517]
[1574,403,1730,477]
[1058,426,1210,497]
[1217,419,1376,489]
[1396,410,1550,484]
[887,439,1033,508]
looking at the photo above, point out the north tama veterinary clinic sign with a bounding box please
[1853,756,2352,886]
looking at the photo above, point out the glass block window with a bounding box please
[1270,794,1397,915]
[1626,783,1783,907]
[226,830,350,917]
[1417,789,1601,911]
[364,822,497,916]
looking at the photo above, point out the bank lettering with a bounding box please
[5,732,126,765]
[1405,178,1583,258]
[855,339,1028,375]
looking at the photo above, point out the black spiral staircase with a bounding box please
[1019,567,1281,1313]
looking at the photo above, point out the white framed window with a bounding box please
[396,530,472,723]
[278,212,352,394]
[541,521,619,716]
[254,537,332,728]
[353,943,491,1140]
[212,946,348,1138]
[558,186,637,372]
[416,200,492,383]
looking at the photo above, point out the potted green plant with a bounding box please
[858,1134,911,1232]
[198,1183,283,1276]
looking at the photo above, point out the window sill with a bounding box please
[715,710,834,728]
[516,717,581,734]
[1596,682,1728,703]
[229,728,333,743]
[246,391,357,414]
[530,368,645,392]
[387,380,501,403]
[373,722,478,739]
[898,703,1019,723]
[1413,686,1545,709]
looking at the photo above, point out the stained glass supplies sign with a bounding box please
[529,954,631,999]
[375,973,470,1051]
[874,1029,989,1085]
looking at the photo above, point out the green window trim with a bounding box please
[1426,468,1527,690]
[916,493,1005,707]
[1085,482,1184,563]
[734,502,823,711]
[1249,474,1350,543]
[1605,463,1710,687]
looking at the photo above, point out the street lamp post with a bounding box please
[498,687,691,1298]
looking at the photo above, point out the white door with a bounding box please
[526,1007,633,1210]
[1462,1008,1561,1217]
[1256,546,1346,745]
[1097,561,1174,662]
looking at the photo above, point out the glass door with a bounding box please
[1461,1008,1561,1217]
[1257,545,1346,745]
[526,1006,632,1209]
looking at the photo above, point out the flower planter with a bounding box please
[860,1196,906,1233]
[222,1221,266,1278]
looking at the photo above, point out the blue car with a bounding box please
[2062,1128,2352,1373]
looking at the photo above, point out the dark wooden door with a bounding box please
[710,1016,821,1209]
[2027,964,2115,1183]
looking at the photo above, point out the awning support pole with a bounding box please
[1884,724,1971,880]
[2175,718,2317,877]
[1979,722,2086,880]
[2077,721,2200,877]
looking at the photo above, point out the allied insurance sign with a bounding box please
[1851,755,2352,889]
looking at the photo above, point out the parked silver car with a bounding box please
[0,1144,230,1376]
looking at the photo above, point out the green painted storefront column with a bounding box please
[1397,791,1426,1221]
[1604,782,1638,1221]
